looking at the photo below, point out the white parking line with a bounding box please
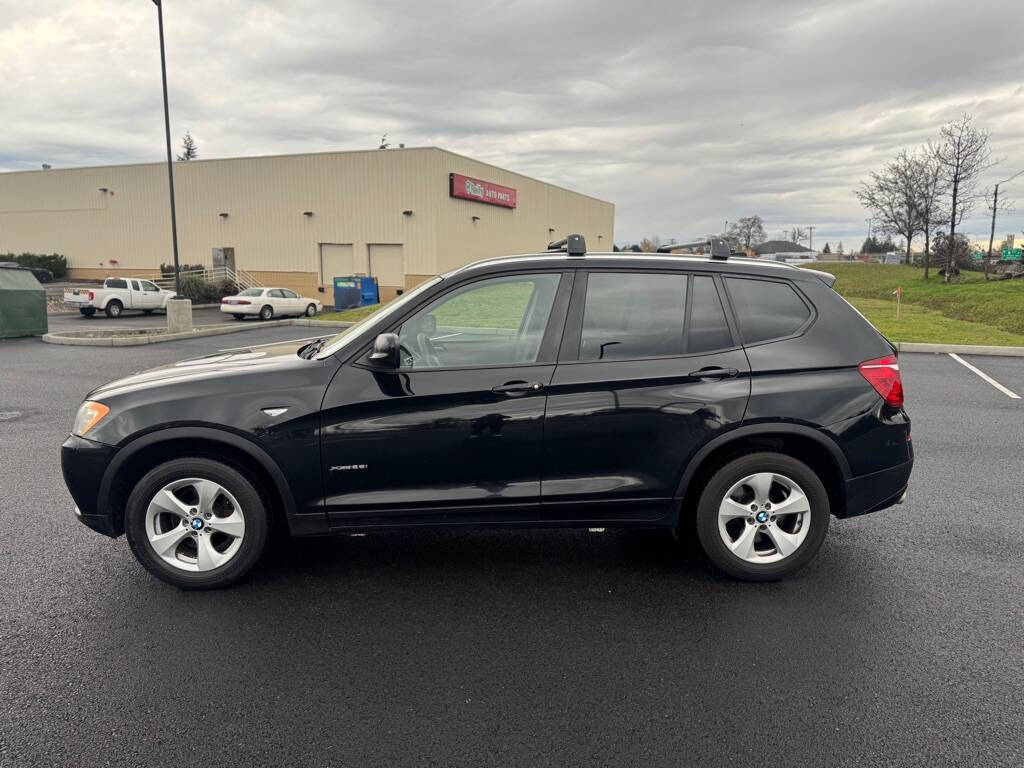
[218,335,326,352]
[948,353,1021,399]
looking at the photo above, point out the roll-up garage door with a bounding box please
[368,244,405,301]
[320,243,354,284]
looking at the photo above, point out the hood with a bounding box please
[88,340,315,400]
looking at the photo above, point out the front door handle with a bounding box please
[492,380,544,396]
[689,367,740,381]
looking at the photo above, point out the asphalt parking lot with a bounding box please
[1,329,1021,767]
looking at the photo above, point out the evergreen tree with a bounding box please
[822,242,831,254]
[176,132,198,161]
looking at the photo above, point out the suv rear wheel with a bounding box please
[695,452,829,581]
[124,457,270,589]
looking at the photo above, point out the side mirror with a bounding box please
[368,333,400,369]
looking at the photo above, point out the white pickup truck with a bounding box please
[64,277,177,318]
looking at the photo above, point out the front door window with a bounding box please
[396,273,561,369]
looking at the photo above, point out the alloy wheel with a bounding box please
[717,472,811,564]
[144,477,246,572]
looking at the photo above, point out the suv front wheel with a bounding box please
[124,457,270,589]
[695,452,829,581]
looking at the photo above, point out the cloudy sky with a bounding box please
[2,0,1023,247]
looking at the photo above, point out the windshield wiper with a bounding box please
[298,337,328,359]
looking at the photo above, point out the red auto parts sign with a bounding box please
[449,173,517,208]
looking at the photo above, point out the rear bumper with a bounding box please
[840,458,913,518]
[61,434,120,537]
[220,303,260,315]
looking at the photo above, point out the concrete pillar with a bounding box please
[166,298,193,334]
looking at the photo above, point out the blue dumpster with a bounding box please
[357,276,379,306]
[332,277,361,310]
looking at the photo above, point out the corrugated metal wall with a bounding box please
[0,148,614,285]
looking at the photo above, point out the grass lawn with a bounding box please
[807,263,1024,344]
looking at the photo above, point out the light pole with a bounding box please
[986,169,1024,277]
[807,225,816,252]
[153,0,181,298]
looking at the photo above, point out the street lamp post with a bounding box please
[153,0,181,298]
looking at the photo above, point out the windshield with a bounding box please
[238,288,264,296]
[315,277,442,359]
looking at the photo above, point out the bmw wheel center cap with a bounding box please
[756,511,769,523]
[191,518,204,530]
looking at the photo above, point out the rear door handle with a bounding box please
[689,367,740,380]
[492,380,544,396]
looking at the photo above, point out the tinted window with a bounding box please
[580,273,686,360]
[106,278,127,289]
[688,276,733,353]
[726,278,810,344]
[281,289,298,299]
[130,280,140,291]
[397,274,561,369]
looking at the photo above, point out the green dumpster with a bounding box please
[0,265,48,338]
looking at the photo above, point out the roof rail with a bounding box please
[547,233,587,257]
[657,237,731,260]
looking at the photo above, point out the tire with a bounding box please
[79,308,95,317]
[232,313,246,321]
[124,457,271,590]
[694,452,829,582]
[305,303,317,317]
[105,300,123,318]
[259,305,273,321]
[143,309,154,315]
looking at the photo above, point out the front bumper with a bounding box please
[61,434,120,537]
[841,458,913,518]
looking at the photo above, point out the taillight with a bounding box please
[859,355,904,408]
[237,300,251,305]
[88,291,94,300]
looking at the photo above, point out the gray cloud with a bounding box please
[2,0,1023,246]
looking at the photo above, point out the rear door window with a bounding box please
[130,280,140,291]
[725,277,811,344]
[580,273,687,360]
[687,276,733,353]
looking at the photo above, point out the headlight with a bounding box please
[73,401,110,436]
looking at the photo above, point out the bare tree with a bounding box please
[912,150,947,279]
[930,114,995,281]
[790,226,808,245]
[726,216,767,250]
[638,236,662,252]
[855,149,925,265]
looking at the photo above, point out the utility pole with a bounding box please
[807,225,816,252]
[987,169,1024,279]
[153,0,181,298]
[865,218,872,254]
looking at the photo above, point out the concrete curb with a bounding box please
[896,342,1024,357]
[41,319,352,347]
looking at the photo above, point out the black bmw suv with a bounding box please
[62,236,912,589]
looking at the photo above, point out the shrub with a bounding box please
[3,252,67,279]
[216,279,238,298]
[175,275,221,304]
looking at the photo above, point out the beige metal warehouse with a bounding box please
[0,147,614,302]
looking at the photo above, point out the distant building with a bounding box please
[0,147,614,302]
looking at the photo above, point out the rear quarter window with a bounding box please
[105,278,127,289]
[725,277,811,344]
